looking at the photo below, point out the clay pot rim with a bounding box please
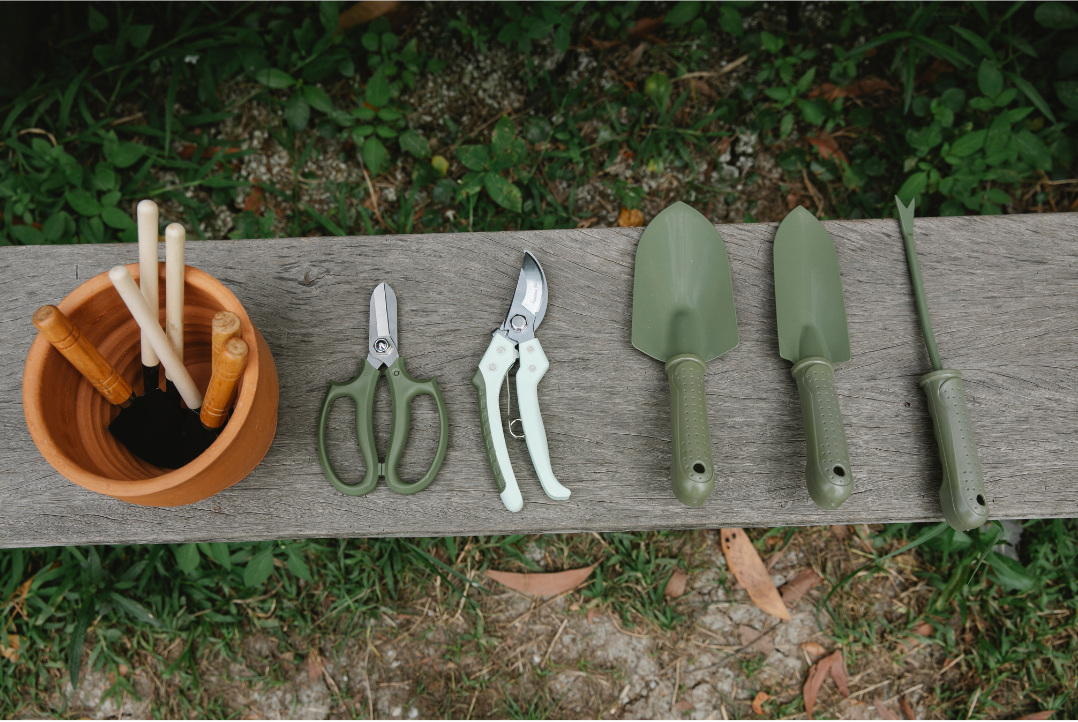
[22,263,261,501]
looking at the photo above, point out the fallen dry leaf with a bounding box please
[807,131,849,166]
[899,696,916,720]
[243,185,264,214]
[627,16,664,39]
[673,700,695,712]
[485,564,598,597]
[665,569,688,599]
[1,634,21,663]
[1017,713,1053,720]
[720,528,791,621]
[617,207,644,227]
[586,608,598,625]
[779,568,822,605]
[307,648,323,683]
[801,641,828,661]
[752,691,771,716]
[587,36,622,51]
[739,625,776,655]
[687,78,716,99]
[621,43,646,70]
[809,77,896,102]
[919,59,954,84]
[875,696,901,720]
[802,654,835,719]
[338,1,400,31]
[913,621,933,636]
[830,524,850,540]
[826,650,849,697]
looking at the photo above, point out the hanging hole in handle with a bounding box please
[833,466,846,477]
[976,494,986,506]
[693,462,706,474]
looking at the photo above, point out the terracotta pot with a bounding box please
[23,263,278,506]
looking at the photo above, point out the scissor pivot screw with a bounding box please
[375,338,391,353]
[510,314,527,332]
[393,370,399,376]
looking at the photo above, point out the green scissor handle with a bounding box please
[317,357,449,496]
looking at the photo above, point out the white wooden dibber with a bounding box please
[136,200,160,367]
[109,266,203,409]
[164,223,186,380]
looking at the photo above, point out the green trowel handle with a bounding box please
[919,369,989,531]
[664,354,715,507]
[791,357,853,510]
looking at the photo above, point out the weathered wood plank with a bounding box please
[2,213,1076,548]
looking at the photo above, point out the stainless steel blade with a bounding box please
[367,282,399,368]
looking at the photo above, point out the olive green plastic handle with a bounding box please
[791,357,853,509]
[664,354,715,507]
[920,369,989,531]
[317,358,448,496]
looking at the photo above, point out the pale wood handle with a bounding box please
[211,311,242,372]
[109,266,203,409]
[200,337,248,429]
[137,200,160,367]
[32,305,133,407]
[164,223,185,378]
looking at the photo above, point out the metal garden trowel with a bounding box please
[774,206,853,510]
[632,202,739,507]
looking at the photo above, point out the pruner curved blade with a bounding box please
[499,251,548,344]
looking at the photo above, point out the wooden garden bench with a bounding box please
[2,212,1075,548]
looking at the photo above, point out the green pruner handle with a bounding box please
[791,357,853,510]
[317,361,381,496]
[383,358,449,495]
[919,369,989,531]
[664,354,715,507]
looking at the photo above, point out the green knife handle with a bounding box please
[791,357,853,509]
[664,354,715,507]
[919,369,989,531]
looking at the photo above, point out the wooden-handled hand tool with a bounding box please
[137,199,161,390]
[211,311,241,372]
[110,265,203,409]
[199,337,248,430]
[32,305,133,407]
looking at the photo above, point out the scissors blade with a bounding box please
[500,250,548,343]
[367,282,399,368]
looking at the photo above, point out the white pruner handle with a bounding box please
[515,338,570,501]
[137,200,160,366]
[473,334,522,512]
[164,223,186,380]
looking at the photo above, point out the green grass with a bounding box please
[2,1,1077,717]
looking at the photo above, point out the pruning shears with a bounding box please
[317,282,449,496]
[472,251,570,512]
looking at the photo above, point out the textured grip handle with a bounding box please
[920,369,989,531]
[515,339,570,502]
[383,358,449,495]
[32,305,133,407]
[200,337,248,429]
[473,335,523,512]
[664,354,715,507]
[791,357,853,510]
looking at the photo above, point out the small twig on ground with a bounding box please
[542,618,569,667]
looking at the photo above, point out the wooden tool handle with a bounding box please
[200,337,249,430]
[137,199,160,367]
[164,223,186,377]
[211,311,242,372]
[32,305,132,407]
[109,266,203,409]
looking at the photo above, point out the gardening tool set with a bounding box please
[32,200,253,471]
[28,195,988,530]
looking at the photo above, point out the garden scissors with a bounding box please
[317,282,449,496]
[472,251,570,512]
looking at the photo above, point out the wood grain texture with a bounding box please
[2,213,1076,548]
